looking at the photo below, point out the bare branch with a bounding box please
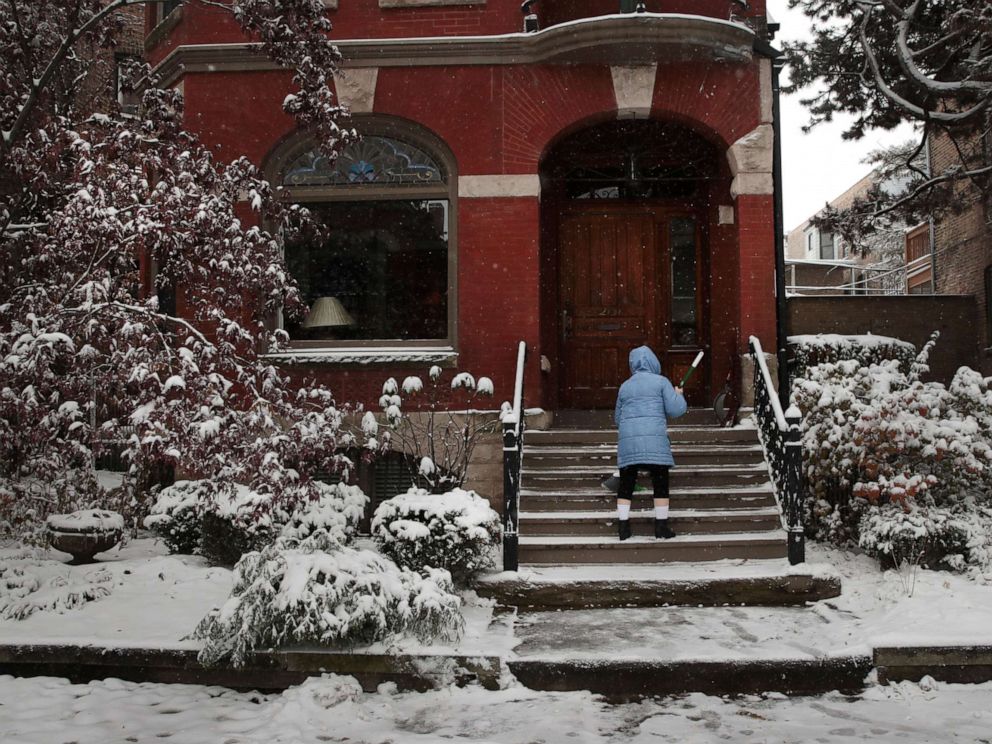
[2,0,154,151]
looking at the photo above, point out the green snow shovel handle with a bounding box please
[679,351,705,388]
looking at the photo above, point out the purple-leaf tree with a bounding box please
[0,0,365,540]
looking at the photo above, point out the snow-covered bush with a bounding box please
[793,332,992,571]
[378,367,498,493]
[790,334,917,377]
[194,531,463,667]
[144,481,214,554]
[858,503,972,570]
[147,480,368,564]
[372,487,500,584]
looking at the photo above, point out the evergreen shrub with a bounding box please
[372,487,500,584]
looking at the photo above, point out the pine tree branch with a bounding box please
[892,0,992,97]
[858,5,991,125]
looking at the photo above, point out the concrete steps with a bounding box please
[519,507,782,536]
[517,411,786,565]
[522,463,772,491]
[524,444,765,468]
[518,532,788,564]
[519,487,778,511]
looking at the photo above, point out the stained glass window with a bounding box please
[283,136,444,187]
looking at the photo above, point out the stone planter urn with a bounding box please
[46,510,125,564]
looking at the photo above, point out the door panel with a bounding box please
[559,207,708,408]
[560,211,656,408]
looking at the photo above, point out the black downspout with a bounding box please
[755,39,790,409]
[771,55,789,409]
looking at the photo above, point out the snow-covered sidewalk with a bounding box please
[2,672,991,743]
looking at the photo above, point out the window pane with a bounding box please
[285,200,449,341]
[670,217,697,346]
[819,231,835,260]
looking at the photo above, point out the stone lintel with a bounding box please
[458,174,540,198]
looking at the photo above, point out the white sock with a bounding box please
[617,503,631,521]
[655,505,669,520]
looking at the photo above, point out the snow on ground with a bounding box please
[0,539,231,648]
[806,542,992,650]
[1,538,991,660]
[0,537,515,657]
[1,673,991,743]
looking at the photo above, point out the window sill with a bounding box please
[380,0,484,6]
[264,346,458,366]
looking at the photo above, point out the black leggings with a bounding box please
[616,464,670,501]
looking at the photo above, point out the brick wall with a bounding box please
[70,6,145,118]
[737,194,777,346]
[930,130,991,352]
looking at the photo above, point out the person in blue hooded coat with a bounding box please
[614,345,688,540]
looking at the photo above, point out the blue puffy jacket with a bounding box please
[614,346,688,468]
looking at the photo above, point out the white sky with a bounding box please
[771,0,918,231]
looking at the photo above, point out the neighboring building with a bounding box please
[784,257,862,297]
[144,1,782,417]
[786,170,915,296]
[786,171,876,263]
[904,222,933,294]
[929,129,991,364]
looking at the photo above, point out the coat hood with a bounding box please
[629,345,661,375]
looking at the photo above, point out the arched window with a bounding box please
[266,118,456,347]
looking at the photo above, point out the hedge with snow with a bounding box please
[145,479,367,564]
[792,332,992,572]
[372,487,500,583]
[790,333,917,377]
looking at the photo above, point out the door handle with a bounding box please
[562,309,573,339]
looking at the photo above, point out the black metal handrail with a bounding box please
[749,335,805,564]
[500,341,527,571]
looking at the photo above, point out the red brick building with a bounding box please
[145,0,781,411]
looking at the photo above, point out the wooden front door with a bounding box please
[559,206,707,408]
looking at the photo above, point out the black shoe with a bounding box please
[654,519,676,539]
[618,520,632,541]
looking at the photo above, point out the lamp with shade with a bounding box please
[300,296,355,339]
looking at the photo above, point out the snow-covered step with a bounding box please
[523,445,765,468]
[519,507,782,536]
[476,560,841,609]
[517,531,788,564]
[524,427,759,445]
[519,486,778,512]
[521,463,771,490]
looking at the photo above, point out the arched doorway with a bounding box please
[540,119,726,409]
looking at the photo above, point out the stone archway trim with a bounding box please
[727,123,773,197]
[611,64,657,118]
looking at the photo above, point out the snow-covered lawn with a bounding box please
[1,537,991,660]
[1,673,991,743]
[0,539,230,648]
